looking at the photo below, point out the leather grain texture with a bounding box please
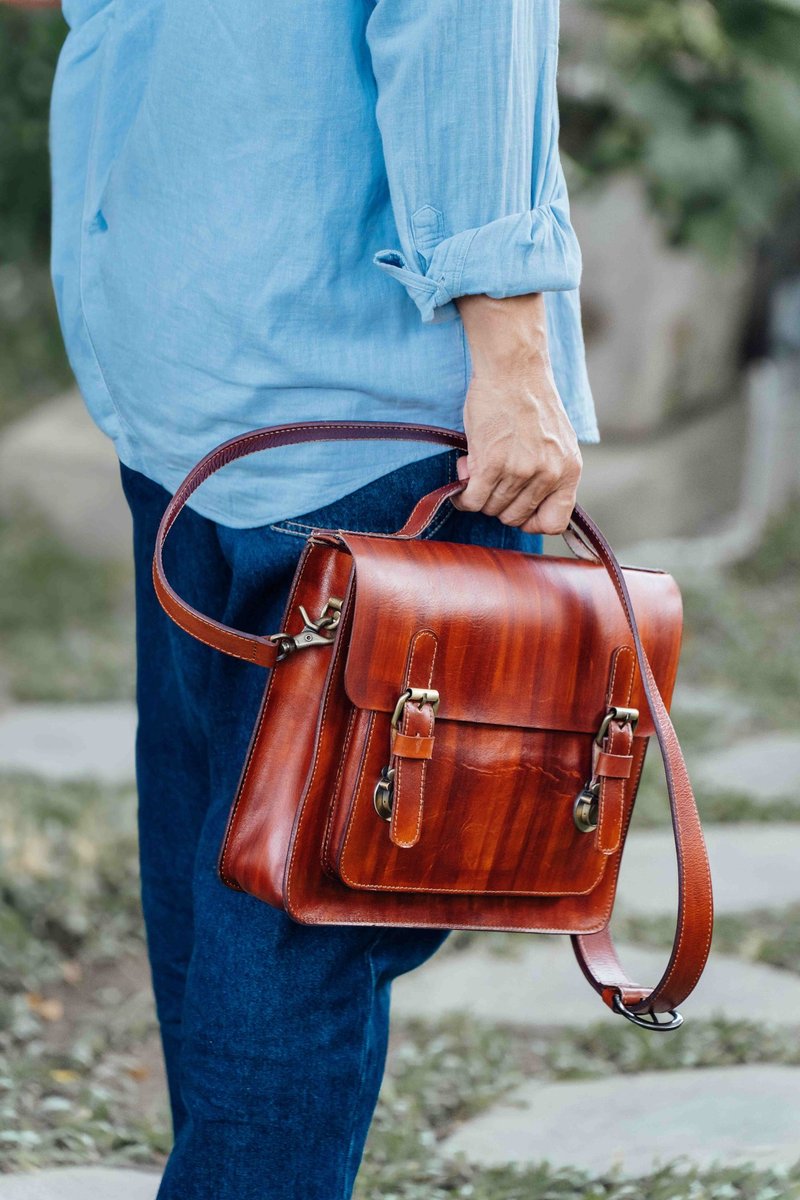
[154,420,714,1019]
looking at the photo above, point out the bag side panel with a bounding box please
[218,542,354,906]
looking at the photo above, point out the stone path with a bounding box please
[0,1167,160,1200]
[393,937,800,1027]
[618,823,800,914]
[694,733,800,802]
[441,1066,800,1177]
[0,391,130,562]
[1,694,800,1191]
[0,703,136,783]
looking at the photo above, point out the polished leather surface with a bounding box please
[155,420,714,1019]
[340,533,682,738]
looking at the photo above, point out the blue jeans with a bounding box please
[120,449,542,1200]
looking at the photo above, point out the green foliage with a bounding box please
[0,8,70,421]
[0,7,66,264]
[0,511,135,702]
[562,0,800,255]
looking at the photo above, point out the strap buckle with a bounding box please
[595,705,639,746]
[612,994,684,1031]
[390,687,440,730]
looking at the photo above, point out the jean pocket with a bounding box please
[268,450,459,540]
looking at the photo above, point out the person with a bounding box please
[49,1,597,1195]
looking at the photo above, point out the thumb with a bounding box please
[456,455,470,483]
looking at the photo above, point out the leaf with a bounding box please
[25,992,64,1021]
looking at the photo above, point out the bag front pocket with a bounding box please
[327,710,615,898]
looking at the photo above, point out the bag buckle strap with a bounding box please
[391,687,440,729]
[595,705,639,746]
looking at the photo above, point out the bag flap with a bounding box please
[338,534,683,738]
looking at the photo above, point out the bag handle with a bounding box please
[152,419,712,1025]
[152,420,600,668]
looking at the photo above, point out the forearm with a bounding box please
[455,292,551,383]
[452,291,582,535]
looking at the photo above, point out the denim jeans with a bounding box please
[120,449,542,1200]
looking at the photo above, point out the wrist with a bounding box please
[455,292,550,379]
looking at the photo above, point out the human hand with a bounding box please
[452,292,583,536]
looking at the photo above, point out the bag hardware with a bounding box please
[268,596,342,660]
[391,686,440,729]
[573,779,600,833]
[595,705,639,744]
[613,995,684,1031]
[373,689,441,820]
[152,419,714,1031]
[373,765,395,821]
[574,706,641,832]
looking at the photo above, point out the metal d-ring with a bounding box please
[612,994,684,1031]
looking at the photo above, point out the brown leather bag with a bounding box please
[153,421,713,1030]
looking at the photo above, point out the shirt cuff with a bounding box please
[373,201,582,324]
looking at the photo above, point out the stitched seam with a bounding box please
[268,522,310,539]
[153,562,270,662]
[285,579,358,914]
[157,423,466,651]
[569,510,712,1004]
[218,544,316,883]
[322,703,359,871]
[391,630,437,848]
[392,707,434,849]
[596,648,633,852]
[341,731,608,896]
[338,711,381,882]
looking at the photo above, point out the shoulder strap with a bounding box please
[152,420,712,1025]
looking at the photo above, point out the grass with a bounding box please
[677,502,800,731]
[0,772,167,1172]
[355,1014,800,1199]
[0,512,134,703]
[616,905,800,977]
[2,771,799,1185]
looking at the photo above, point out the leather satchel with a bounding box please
[153,421,713,1029]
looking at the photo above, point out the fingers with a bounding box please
[452,451,537,517]
[453,457,579,536]
[519,487,577,536]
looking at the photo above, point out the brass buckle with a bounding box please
[390,687,440,730]
[595,705,639,746]
[268,597,342,661]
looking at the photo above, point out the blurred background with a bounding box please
[0,2,799,1198]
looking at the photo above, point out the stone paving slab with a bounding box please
[0,391,131,562]
[0,1168,161,1200]
[392,937,800,1027]
[441,1065,800,1176]
[0,703,137,783]
[694,734,800,802]
[618,823,800,915]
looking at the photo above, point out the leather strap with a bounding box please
[153,419,712,1018]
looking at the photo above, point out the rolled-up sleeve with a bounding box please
[366,0,581,323]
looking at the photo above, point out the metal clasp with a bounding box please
[390,687,440,730]
[373,765,395,821]
[595,705,639,746]
[612,994,684,1031]
[269,596,342,661]
[573,779,600,833]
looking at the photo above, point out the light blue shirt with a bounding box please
[51,0,598,528]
